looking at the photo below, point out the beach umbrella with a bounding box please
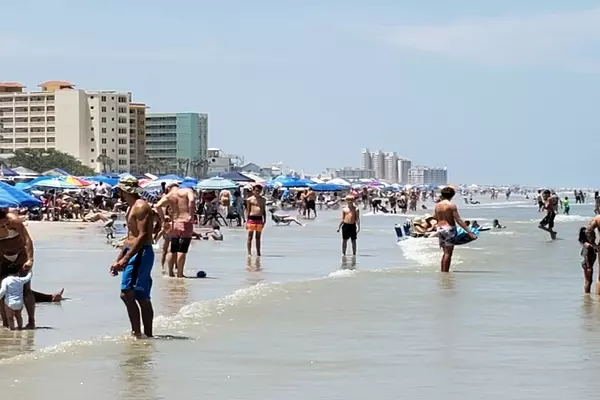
[273,177,315,188]
[326,178,351,187]
[141,179,180,190]
[32,178,79,190]
[197,177,238,190]
[63,176,92,187]
[309,183,347,192]
[0,181,42,208]
[157,174,183,181]
[218,171,255,182]
[42,168,70,176]
[180,178,198,189]
[12,166,40,177]
[241,172,267,184]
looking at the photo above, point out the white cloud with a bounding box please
[385,7,600,71]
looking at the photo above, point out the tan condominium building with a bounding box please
[129,103,147,174]
[0,81,145,174]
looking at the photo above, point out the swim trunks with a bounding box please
[170,220,193,254]
[247,215,265,233]
[306,200,316,211]
[540,212,556,230]
[121,245,154,300]
[341,223,357,240]
[437,226,457,248]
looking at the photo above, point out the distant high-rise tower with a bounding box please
[370,150,385,180]
[397,157,412,185]
[360,148,372,171]
[384,151,398,182]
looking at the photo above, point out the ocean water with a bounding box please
[1,195,600,400]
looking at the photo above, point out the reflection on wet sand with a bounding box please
[160,279,190,316]
[0,330,35,361]
[118,341,159,400]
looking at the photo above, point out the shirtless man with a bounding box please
[538,189,557,240]
[433,186,476,272]
[246,184,267,256]
[110,177,155,339]
[337,195,360,257]
[0,207,36,328]
[155,183,196,278]
[305,188,317,219]
[582,215,600,294]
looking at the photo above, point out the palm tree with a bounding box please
[96,154,108,173]
[106,157,115,173]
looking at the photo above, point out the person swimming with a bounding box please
[493,219,506,229]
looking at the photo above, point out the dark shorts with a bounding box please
[582,246,597,269]
[121,245,154,300]
[341,223,357,240]
[306,200,316,210]
[170,237,192,254]
[540,212,556,230]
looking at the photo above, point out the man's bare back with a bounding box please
[434,200,457,227]
[165,188,195,223]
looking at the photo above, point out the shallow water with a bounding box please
[2,195,600,399]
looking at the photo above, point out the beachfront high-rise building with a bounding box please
[87,90,132,173]
[0,81,146,173]
[408,165,448,186]
[397,157,412,185]
[129,103,147,174]
[145,112,208,176]
[0,81,92,164]
[384,151,398,182]
[361,148,373,171]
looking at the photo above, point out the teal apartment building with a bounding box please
[145,112,208,176]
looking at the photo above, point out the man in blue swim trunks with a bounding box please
[433,186,476,272]
[110,177,155,339]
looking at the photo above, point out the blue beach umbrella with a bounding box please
[197,177,238,190]
[32,178,79,190]
[0,181,42,208]
[84,175,119,187]
[308,183,347,192]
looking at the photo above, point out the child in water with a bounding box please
[104,214,118,240]
[0,266,33,330]
[563,197,570,215]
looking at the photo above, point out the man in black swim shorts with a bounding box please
[539,190,557,239]
[337,195,360,257]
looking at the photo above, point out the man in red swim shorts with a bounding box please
[155,183,196,278]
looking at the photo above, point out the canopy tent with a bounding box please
[197,177,238,190]
[0,181,42,208]
[12,166,40,177]
[218,171,255,182]
[42,168,70,176]
[0,168,18,177]
[308,183,347,192]
[239,172,267,184]
[326,178,351,187]
[156,174,183,181]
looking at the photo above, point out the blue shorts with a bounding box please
[121,245,154,300]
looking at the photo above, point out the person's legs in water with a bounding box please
[341,238,348,256]
[137,298,154,338]
[441,246,454,272]
[582,248,595,294]
[23,282,35,329]
[4,305,15,330]
[255,231,262,256]
[120,290,142,337]
[246,231,254,255]
[14,308,23,330]
[350,237,357,256]
[120,246,154,337]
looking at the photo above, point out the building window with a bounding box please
[101,96,106,102]
[111,117,115,121]
[118,117,127,124]
[118,149,127,155]
[102,149,107,155]
[112,149,115,153]
[112,128,115,132]
[90,96,94,99]
[118,159,127,165]
[101,138,107,144]
[90,106,94,110]
[111,97,114,100]
[118,138,127,145]
[91,127,94,131]
[118,107,127,113]
[112,138,115,142]
[118,97,127,103]
[101,127,106,133]
[47,127,55,132]
[101,106,106,112]
[47,137,55,143]
[91,148,95,152]
[90,138,95,142]
[101,117,106,123]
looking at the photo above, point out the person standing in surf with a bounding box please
[581,215,600,294]
[433,186,476,272]
[337,195,360,257]
[246,184,267,257]
[110,177,155,339]
[538,189,557,240]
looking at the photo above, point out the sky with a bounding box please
[2,0,600,186]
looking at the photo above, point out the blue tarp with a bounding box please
[0,181,41,208]
[308,183,347,192]
[0,168,17,177]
